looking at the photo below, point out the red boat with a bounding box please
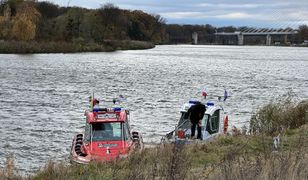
[70,101,143,164]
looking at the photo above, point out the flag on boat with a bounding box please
[201,87,207,98]
[223,89,228,101]
[113,95,126,104]
[118,95,126,101]
[89,96,93,110]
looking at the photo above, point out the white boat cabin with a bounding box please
[169,100,227,142]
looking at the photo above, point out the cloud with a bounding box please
[161,11,259,20]
[197,3,264,9]
[39,0,308,28]
[215,12,256,19]
[160,12,205,19]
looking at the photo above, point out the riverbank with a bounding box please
[1,124,307,180]
[1,97,307,180]
[0,40,155,54]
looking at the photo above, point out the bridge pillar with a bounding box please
[192,32,198,45]
[238,34,244,45]
[266,34,271,46]
[284,35,288,44]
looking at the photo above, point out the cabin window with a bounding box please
[210,110,220,133]
[91,122,125,141]
[123,122,130,140]
[84,123,91,142]
[111,123,122,138]
[206,110,220,134]
[201,114,209,127]
[177,112,191,129]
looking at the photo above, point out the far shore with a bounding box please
[0,40,155,54]
[1,40,307,54]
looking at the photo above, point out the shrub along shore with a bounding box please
[0,40,155,54]
[1,95,307,180]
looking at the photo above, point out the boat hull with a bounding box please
[70,131,144,164]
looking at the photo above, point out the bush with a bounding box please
[0,154,22,180]
[250,93,308,135]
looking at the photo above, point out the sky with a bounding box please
[44,0,308,28]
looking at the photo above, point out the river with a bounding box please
[0,45,308,173]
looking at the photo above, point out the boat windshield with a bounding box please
[177,112,191,130]
[87,122,128,141]
[177,112,210,130]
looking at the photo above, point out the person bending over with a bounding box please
[188,103,206,139]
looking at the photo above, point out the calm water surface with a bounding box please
[0,45,308,173]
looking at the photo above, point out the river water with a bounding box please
[0,45,308,173]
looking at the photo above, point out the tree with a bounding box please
[2,1,168,43]
[150,14,167,43]
[79,11,104,42]
[0,4,12,39]
[16,1,41,24]
[0,0,23,16]
[11,17,35,40]
[64,8,85,41]
[127,10,166,43]
[36,1,67,19]
[217,26,236,33]
[298,25,308,41]
[11,1,41,41]
[0,16,11,39]
[97,3,130,40]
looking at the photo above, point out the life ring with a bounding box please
[223,114,228,134]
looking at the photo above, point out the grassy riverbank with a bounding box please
[0,40,155,54]
[1,125,307,180]
[1,96,307,180]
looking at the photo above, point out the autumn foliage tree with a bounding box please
[11,0,41,41]
[0,0,41,41]
[11,17,36,41]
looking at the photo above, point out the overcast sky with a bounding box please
[44,0,308,28]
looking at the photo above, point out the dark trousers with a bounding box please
[191,123,202,139]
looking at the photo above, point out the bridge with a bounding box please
[214,28,297,45]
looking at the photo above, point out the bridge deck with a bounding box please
[215,32,295,36]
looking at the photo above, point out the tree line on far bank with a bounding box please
[0,0,308,45]
[0,0,166,44]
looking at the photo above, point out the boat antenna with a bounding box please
[90,91,94,152]
[122,122,125,151]
[92,91,95,111]
[90,125,93,152]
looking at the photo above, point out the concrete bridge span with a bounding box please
[215,29,297,45]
